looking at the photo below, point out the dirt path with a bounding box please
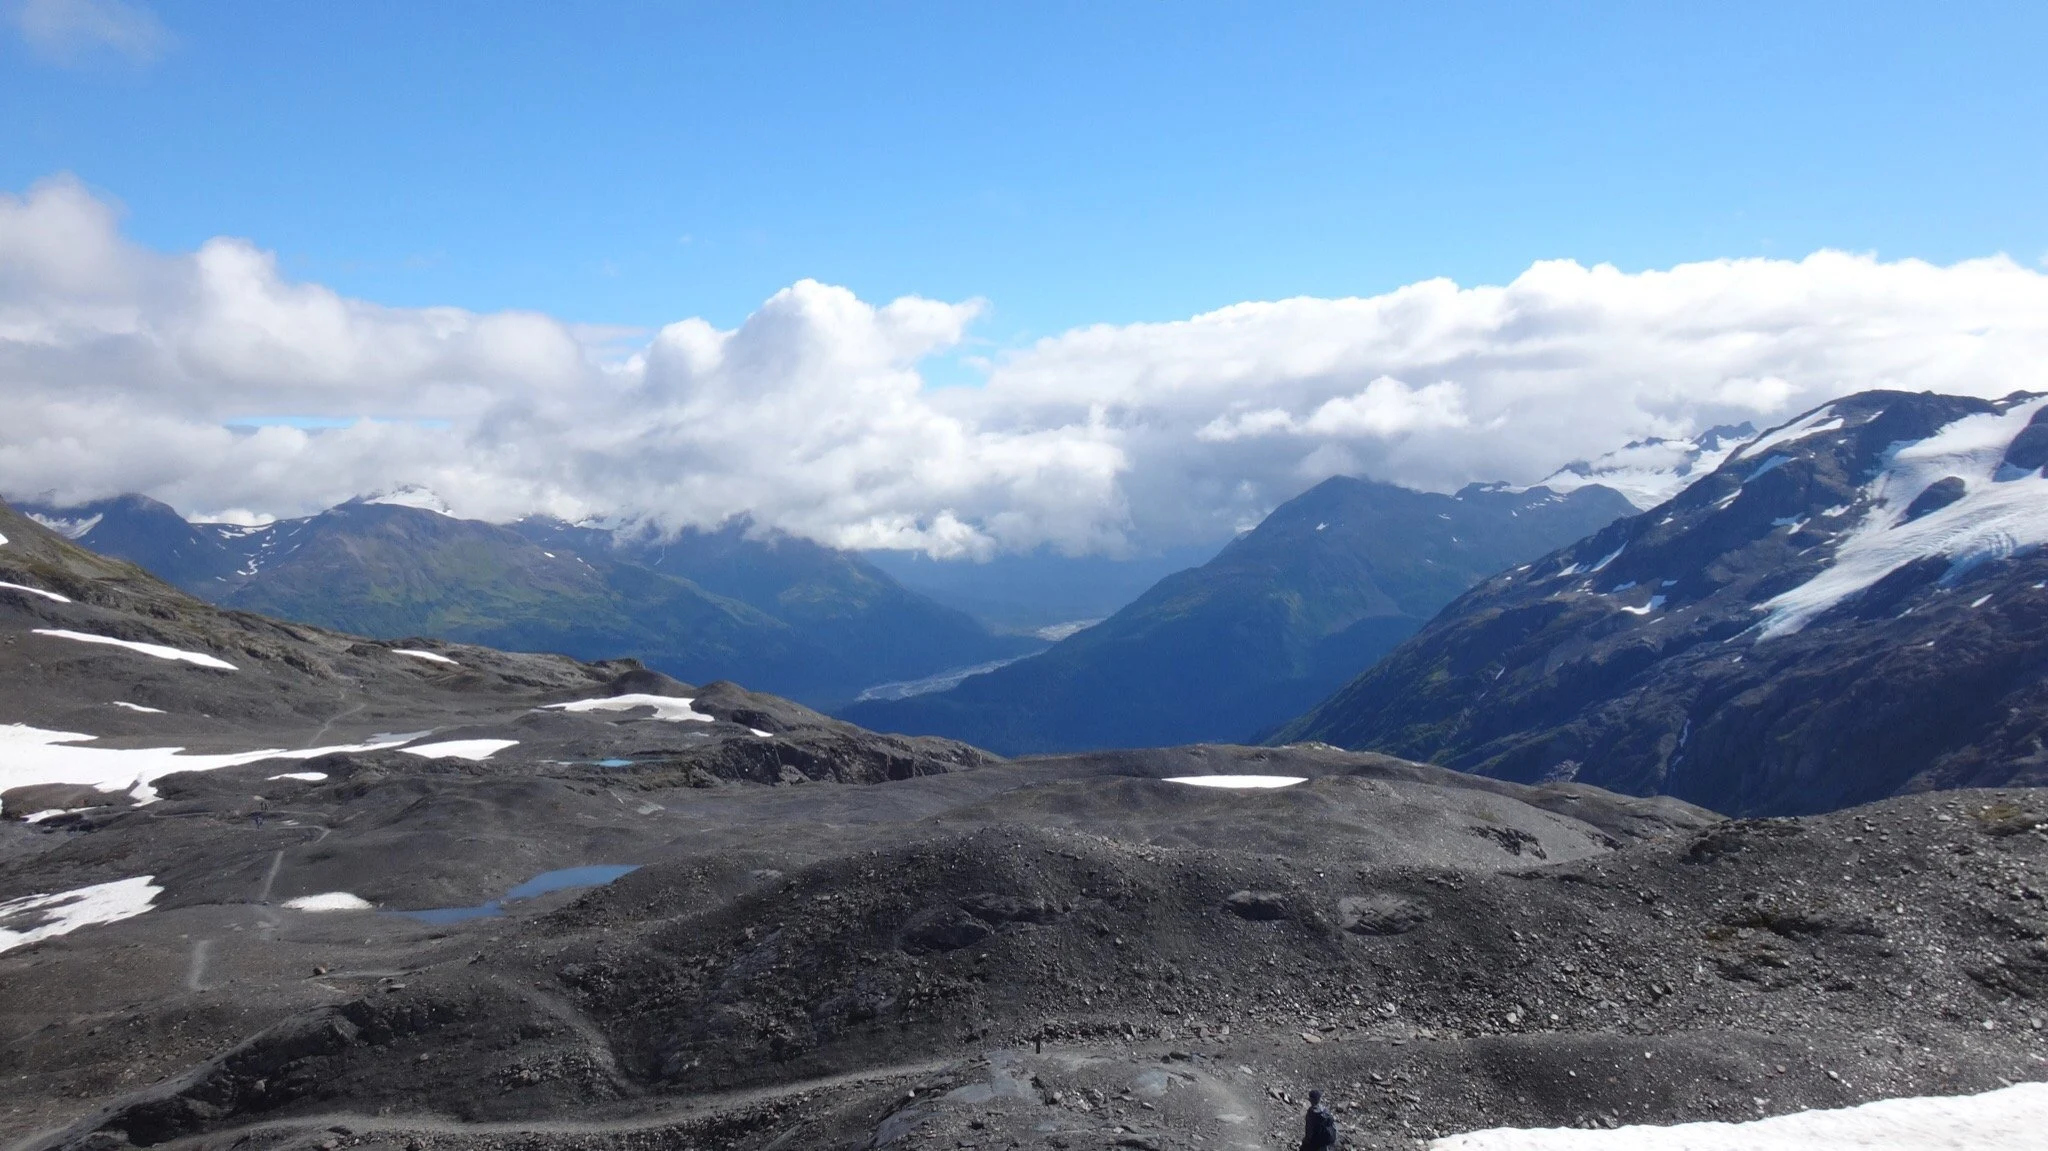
[120,1055,962,1150]
[301,700,365,750]
[183,938,211,992]
[256,849,285,903]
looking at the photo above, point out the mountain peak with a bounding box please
[1278,387,2048,817]
[357,484,454,516]
[1527,420,1759,510]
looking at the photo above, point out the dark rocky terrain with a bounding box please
[844,480,1633,755]
[11,492,1033,709]
[1281,390,2048,817]
[6,493,2047,1150]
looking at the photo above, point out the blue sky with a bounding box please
[6,1,2044,349]
[8,1,2048,554]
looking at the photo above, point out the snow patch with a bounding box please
[400,739,518,761]
[0,876,162,954]
[1618,595,1668,616]
[0,724,412,809]
[22,806,103,823]
[109,702,164,714]
[32,629,237,671]
[393,648,458,666]
[1744,454,1791,483]
[0,580,69,603]
[266,771,327,782]
[1760,397,2048,638]
[363,485,452,515]
[1522,425,1755,510]
[283,892,373,912]
[749,728,774,739]
[1163,775,1307,789]
[1431,1081,2048,1150]
[1589,545,1625,572]
[543,694,714,723]
[1733,406,1845,461]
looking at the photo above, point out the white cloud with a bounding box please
[4,175,2048,556]
[8,0,168,64]
[1196,377,1470,441]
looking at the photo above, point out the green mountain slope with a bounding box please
[840,478,1634,752]
[14,494,1030,706]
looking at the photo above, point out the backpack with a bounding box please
[1304,1103,1338,1150]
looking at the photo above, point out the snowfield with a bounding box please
[399,738,518,761]
[22,806,105,823]
[0,876,162,955]
[282,892,373,912]
[32,628,238,670]
[1529,428,1753,510]
[0,579,70,603]
[543,694,715,723]
[0,724,414,808]
[1731,404,1846,462]
[1430,1081,2048,1150]
[1163,775,1306,789]
[364,485,454,515]
[1760,396,2048,638]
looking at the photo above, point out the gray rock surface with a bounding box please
[3,495,2044,1151]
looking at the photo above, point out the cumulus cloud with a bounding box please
[4,174,2048,556]
[8,0,169,64]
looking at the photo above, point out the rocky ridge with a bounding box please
[4,490,2047,1151]
[1280,389,2048,816]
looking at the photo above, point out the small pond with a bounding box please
[394,864,640,925]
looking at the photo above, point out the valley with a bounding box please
[9,14,2048,1147]
[6,463,2048,1149]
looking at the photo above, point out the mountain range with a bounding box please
[1525,422,1758,509]
[11,490,1034,709]
[841,478,1636,753]
[1280,389,2048,816]
[4,486,2043,1150]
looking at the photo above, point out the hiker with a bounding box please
[1301,1088,1337,1150]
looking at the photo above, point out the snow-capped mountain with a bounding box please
[5,491,2041,1151]
[1277,389,2048,816]
[1526,422,1757,510]
[358,483,456,516]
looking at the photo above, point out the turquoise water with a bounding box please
[506,864,638,899]
[394,864,640,925]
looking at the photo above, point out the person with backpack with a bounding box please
[1301,1088,1338,1150]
